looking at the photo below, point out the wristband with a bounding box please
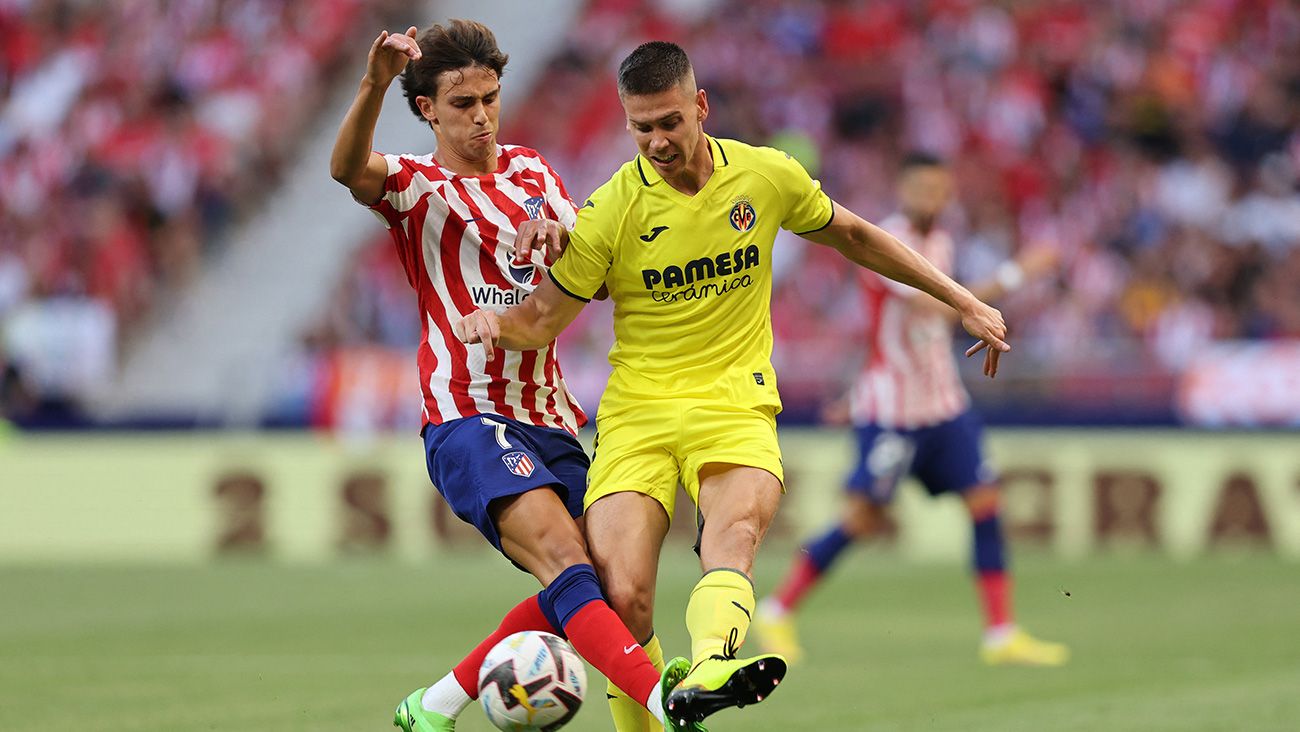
[996,261,1025,292]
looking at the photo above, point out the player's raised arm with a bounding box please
[330,26,422,204]
[803,201,1010,377]
[453,277,587,361]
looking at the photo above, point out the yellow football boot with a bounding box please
[981,628,1070,667]
[752,604,805,665]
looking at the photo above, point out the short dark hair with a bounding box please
[900,151,946,171]
[617,41,693,97]
[401,19,508,120]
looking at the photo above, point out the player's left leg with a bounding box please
[755,493,886,662]
[665,462,788,727]
[584,490,672,732]
[398,593,557,731]
[399,418,681,731]
[757,423,913,662]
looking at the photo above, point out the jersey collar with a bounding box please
[635,136,729,187]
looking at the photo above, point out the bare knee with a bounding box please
[699,511,765,574]
[538,525,591,571]
[600,575,655,639]
[963,483,1000,520]
[842,497,883,539]
[493,492,591,584]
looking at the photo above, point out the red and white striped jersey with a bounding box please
[365,144,586,434]
[849,213,969,430]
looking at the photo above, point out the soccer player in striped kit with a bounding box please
[754,152,1068,667]
[330,20,692,731]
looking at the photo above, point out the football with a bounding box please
[478,631,587,731]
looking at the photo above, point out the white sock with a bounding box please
[645,685,665,724]
[421,672,472,718]
[983,623,1016,646]
[758,596,787,619]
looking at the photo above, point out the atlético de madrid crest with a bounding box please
[502,451,535,478]
[729,196,756,232]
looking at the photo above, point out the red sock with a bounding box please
[774,554,822,612]
[452,594,556,698]
[563,601,660,705]
[977,570,1012,628]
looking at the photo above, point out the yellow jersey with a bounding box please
[550,136,833,411]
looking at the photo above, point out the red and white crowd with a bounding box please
[308,0,1300,425]
[0,0,401,419]
[5,0,1299,424]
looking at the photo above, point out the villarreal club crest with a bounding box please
[729,195,757,232]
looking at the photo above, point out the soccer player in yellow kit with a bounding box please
[454,41,1010,730]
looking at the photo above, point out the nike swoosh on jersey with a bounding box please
[623,644,639,654]
[639,225,669,242]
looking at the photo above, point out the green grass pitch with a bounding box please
[3,548,1297,731]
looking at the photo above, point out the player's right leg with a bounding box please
[584,490,672,732]
[396,417,680,731]
[581,403,697,731]
[755,424,910,662]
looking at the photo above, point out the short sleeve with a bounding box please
[365,153,419,230]
[769,148,834,235]
[535,152,580,230]
[549,181,621,302]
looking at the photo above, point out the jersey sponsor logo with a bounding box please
[471,286,531,307]
[729,196,757,232]
[523,196,546,220]
[507,261,541,287]
[502,451,536,478]
[640,244,761,303]
[642,245,760,289]
[639,225,670,242]
[470,242,545,307]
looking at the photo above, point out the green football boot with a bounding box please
[393,688,457,732]
[660,656,708,732]
[664,653,787,728]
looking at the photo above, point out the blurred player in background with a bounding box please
[329,20,690,732]
[455,42,1011,729]
[754,152,1069,667]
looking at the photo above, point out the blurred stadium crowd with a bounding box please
[0,0,401,420]
[4,0,1300,426]
[306,0,1300,427]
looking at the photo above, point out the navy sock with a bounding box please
[972,513,1006,573]
[805,525,852,573]
[537,564,604,635]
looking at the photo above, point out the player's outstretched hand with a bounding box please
[453,309,501,362]
[365,26,421,87]
[960,300,1010,378]
[513,219,569,265]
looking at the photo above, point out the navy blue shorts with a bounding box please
[423,415,589,553]
[845,410,994,504]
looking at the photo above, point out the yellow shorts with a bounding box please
[585,398,784,521]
